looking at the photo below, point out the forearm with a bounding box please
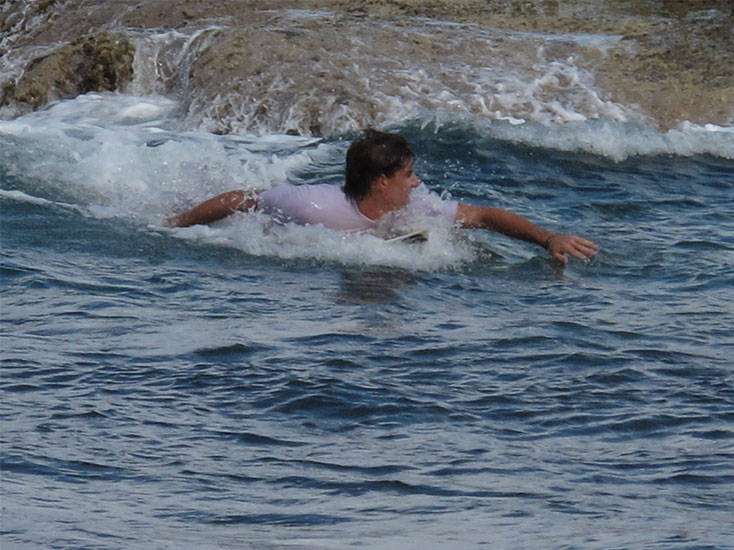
[456,203,552,247]
[455,202,598,262]
[166,190,257,227]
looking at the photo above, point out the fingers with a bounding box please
[568,247,591,260]
[548,234,599,262]
[552,251,569,264]
[575,237,599,255]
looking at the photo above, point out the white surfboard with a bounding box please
[384,229,428,244]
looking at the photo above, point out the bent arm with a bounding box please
[165,190,258,228]
[455,203,598,263]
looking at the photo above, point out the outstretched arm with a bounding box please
[455,203,598,263]
[165,190,258,228]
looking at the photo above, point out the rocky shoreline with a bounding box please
[2,0,732,132]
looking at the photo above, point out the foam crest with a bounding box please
[164,212,472,271]
[13,92,180,128]
[0,93,474,270]
[464,117,734,161]
[0,94,315,219]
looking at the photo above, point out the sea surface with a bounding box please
[2,3,734,550]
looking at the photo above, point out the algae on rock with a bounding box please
[1,33,135,111]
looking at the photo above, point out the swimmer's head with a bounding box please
[344,130,414,201]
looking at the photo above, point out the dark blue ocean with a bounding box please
[2,92,733,549]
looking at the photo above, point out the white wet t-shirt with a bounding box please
[257,183,458,236]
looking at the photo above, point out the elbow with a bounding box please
[456,203,490,229]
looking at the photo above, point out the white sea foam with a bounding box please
[1,93,731,270]
[1,94,300,198]
[465,117,734,161]
[0,93,472,270]
[162,212,471,270]
[116,15,647,139]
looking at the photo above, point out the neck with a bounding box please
[355,193,390,221]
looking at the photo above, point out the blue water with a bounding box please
[2,104,734,549]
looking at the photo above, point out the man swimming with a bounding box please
[166,130,598,263]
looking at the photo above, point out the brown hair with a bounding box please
[344,130,414,200]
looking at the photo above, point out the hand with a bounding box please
[544,234,598,263]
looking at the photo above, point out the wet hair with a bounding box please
[344,129,414,201]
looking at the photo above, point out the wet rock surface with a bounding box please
[1,33,135,111]
[1,0,732,131]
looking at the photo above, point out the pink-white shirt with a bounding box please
[257,184,457,235]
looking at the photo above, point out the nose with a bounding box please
[411,174,421,188]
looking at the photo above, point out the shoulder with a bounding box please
[406,186,459,221]
[259,183,342,201]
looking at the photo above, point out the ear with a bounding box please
[374,174,388,190]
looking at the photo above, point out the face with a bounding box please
[377,158,421,212]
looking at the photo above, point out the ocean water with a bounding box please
[2,4,734,550]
